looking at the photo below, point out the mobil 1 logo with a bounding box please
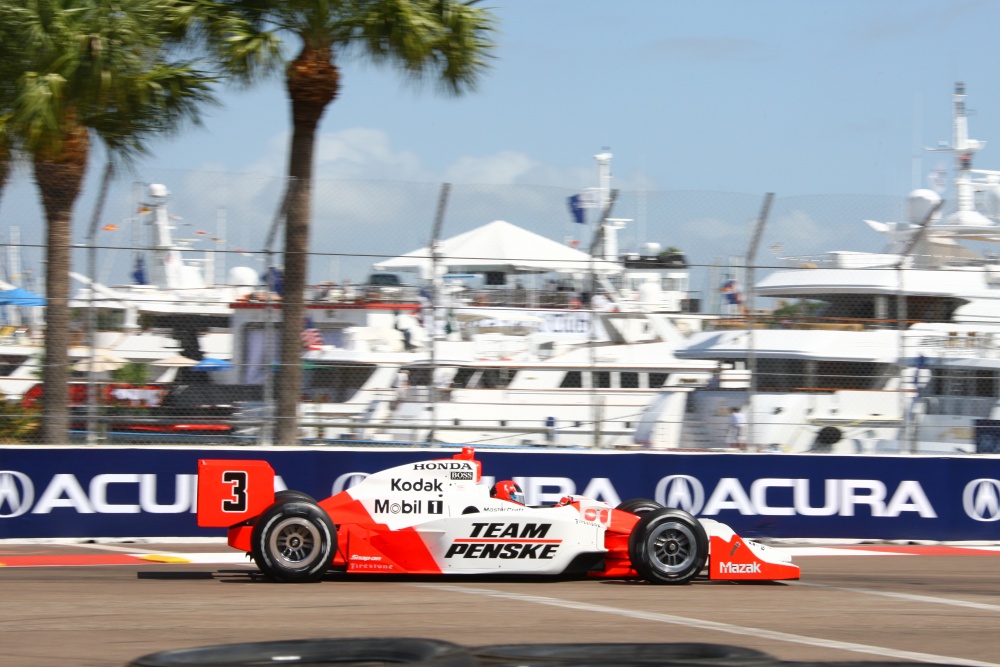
[375,499,443,515]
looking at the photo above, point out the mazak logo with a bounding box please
[374,499,443,515]
[718,562,761,574]
[413,462,472,471]
[0,471,34,518]
[390,478,443,493]
[451,471,474,481]
[444,522,559,560]
[963,479,1000,522]
[655,475,704,515]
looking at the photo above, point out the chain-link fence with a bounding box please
[2,168,997,453]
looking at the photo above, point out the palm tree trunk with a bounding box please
[274,46,338,444]
[34,122,89,445]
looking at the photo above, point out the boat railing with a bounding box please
[708,316,897,332]
[917,332,1000,357]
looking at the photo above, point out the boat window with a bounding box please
[929,369,998,398]
[479,368,516,389]
[559,371,582,388]
[621,372,640,388]
[594,371,611,389]
[0,355,28,377]
[303,364,376,402]
[649,372,669,388]
[407,368,433,387]
[452,368,476,388]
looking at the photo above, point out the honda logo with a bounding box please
[0,471,34,518]
[963,478,1000,522]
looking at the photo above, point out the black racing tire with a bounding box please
[128,637,477,666]
[471,642,774,665]
[274,489,318,504]
[628,507,709,585]
[616,498,664,516]
[250,499,336,583]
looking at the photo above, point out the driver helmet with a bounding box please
[490,480,525,505]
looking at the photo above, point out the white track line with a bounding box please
[413,583,1000,667]
[788,581,1000,613]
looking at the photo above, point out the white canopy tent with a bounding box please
[373,220,621,277]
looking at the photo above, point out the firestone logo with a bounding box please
[963,479,1000,522]
[0,471,34,518]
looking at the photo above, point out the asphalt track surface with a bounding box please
[2,541,1000,667]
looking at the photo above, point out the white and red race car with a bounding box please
[196,447,799,584]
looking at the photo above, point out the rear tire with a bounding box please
[628,508,708,585]
[250,499,335,583]
[274,489,317,504]
[616,498,663,516]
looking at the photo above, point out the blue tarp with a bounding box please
[0,287,45,307]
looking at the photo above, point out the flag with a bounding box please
[102,224,119,231]
[568,194,586,224]
[266,266,283,295]
[132,256,147,285]
[567,189,601,224]
[302,317,323,351]
[720,278,744,305]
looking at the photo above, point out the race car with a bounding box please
[196,447,799,584]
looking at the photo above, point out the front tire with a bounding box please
[250,499,335,583]
[628,508,708,585]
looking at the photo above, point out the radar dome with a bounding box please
[148,183,169,198]
[228,266,260,287]
[907,189,943,224]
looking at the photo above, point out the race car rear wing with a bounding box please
[197,459,275,528]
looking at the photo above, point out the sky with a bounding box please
[4,0,1000,299]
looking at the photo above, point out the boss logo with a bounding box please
[451,471,474,481]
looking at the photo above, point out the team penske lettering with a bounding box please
[468,522,551,539]
[445,542,559,559]
[444,522,560,559]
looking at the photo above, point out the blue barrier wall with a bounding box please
[1,446,999,540]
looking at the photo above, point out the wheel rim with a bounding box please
[645,521,698,575]
[268,517,322,569]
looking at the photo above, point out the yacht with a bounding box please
[643,82,1000,454]
[378,311,716,448]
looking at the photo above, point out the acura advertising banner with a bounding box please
[1,446,998,541]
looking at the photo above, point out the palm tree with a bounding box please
[178,0,497,443]
[0,0,216,443]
